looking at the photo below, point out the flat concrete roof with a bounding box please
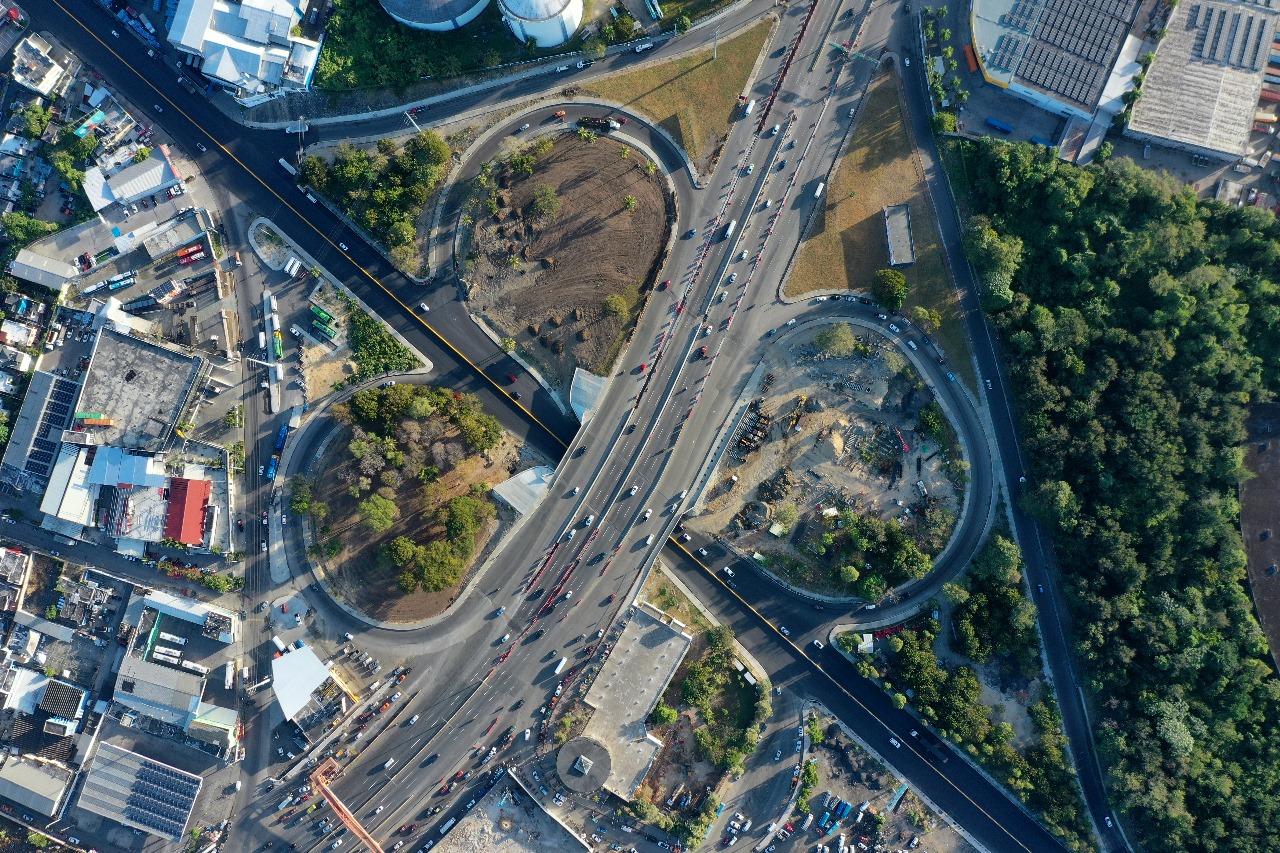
[883,204,915,267]
[77,328,202,452]
[1127,0,1275,158]
[0,757,73,816]
[580,604,691,800]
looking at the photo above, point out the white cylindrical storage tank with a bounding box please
[499,0,582,47]
[379,0,491,31]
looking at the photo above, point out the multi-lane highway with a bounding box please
[24,0,1116,851]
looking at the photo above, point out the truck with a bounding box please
[279,158,298,176]
[723,219,737,240]
[578,116,621,132]
[985,116,1014,134]
[258,331,268,351]
[273,424,290,453]
[554,657,567,675]
[272,331,284,359]
[179,251,206,266]
[266,455,280,480]
[272,635,286,653]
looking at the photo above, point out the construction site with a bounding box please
[689,324,963,597]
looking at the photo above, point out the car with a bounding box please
[642,509,652,519]
[746,164,755,174]
[729,273,738,284]
[401,824,416,834]
[518,123,531,131]
[1037,584,1045,593]
[391,691,402,701]
[698,548,708,556]
[814,296,828,302]
[774,749,781,761]
[339,242,349,251]
[408,715,419,725]
[576,60,592,68]
[786,318,797,326]
[681,533,691,542]
[531,769,541,782]
[382,381,396,388]
[779,626,790,637]
[813,640,824,649]
[566,529,576,540]
[509,373,520,384]
[556,65,570,72]
[419,303,430,312]
[259,465,265,476]
[583,515,594,527]
[196,142,207,153]
[281,514,288,525]
[910,730,919,737]
[154,104,164,112]
[660,279,671,291]
[946,371,956,382]
[985,378,993,390]
[571,486,580,495]
[778,158,788,170]
[888,323,900,333]
[1104,817,1114,828]
[687,228,697,238]
[889,737,902,748]
[263,511,269,525]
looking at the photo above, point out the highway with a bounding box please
[22,0,1110,851]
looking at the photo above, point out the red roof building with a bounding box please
[164,478,212,546]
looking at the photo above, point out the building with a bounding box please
[270,644,334,722]
[378,0,491,30]
[77,742,202,842]
[498,0,582,46]
[8,248,78,291]
[0,757,74,817]
[0,370,82,491]
[169,0,322,96]
[1126,0,1280,160]
[10,34,73,99]
[883,204,915,267]
[82,147,184,212]
[114,657,204,729]
[970,0,1142,120]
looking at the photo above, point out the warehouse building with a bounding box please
[77,743,201,842]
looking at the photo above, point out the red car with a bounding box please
[659,279,670,291]
[438,783,452,795]
[453,770,466,781]
[507,373,518,384]
[400,824,415,834]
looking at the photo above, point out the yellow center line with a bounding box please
[670,538,1037,853]
[53,0,564,447]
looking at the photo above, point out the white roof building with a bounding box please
[8,249,76,291]
[270,645,330,721]
[169,0,322,95]
[11,34,71,98]
[83,149,183,212]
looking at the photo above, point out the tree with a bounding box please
[359,494,400,533]
[872,268,908,309]
[932,111,958,134]
[133,147,152,163]
[387,535,420,567]
[22,103,52,137]
[500,337,516,353]
[652,702,679,725]
[530,183,561,221]
[813,323,864,358]
[674,14,691,33]
[623,194,638,211]
[941,27,952,40]
[775,502,799,527]
[1,212,57,245]
[910,306,943,334]
[584,36,607,58]
[603,294,628,317]
[27,831,49,849]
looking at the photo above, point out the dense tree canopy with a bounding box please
[962,138,1280,852]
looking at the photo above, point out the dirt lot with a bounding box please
[787,73,974,389]
[311,426,526,622]
[688,324,961,596]
[800,709,974,853]
[1242,403,1280,663]
[470,134,671,390]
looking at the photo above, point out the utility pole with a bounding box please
[713,27,720,60]
[296,115,305,167]
[406,110,423,133]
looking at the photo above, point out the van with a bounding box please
[744,99,756,116]
[645,534,655,545]
[814,182,826,199]
[383,758,396,770]
[907,340,918,350]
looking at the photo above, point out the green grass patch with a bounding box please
[583,20,772,165]
[787,74,975,389]
[315,0,569,90]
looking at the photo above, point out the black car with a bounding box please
[531,629,546,640]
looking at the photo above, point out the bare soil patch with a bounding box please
[469,134,671,390]
[312,426,523,623]
[688,324,962,598]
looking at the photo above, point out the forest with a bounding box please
[959,138,1280,852]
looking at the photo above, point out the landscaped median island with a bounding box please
[583,20,774,170]
[625,569,771,846]
[292,383,534,622]
[686,321,963,604]
[462,132,669,390]
[835,531,1091,850]
[787,72,974,388]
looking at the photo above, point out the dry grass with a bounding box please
[787,73,975,388]
[583,21,773,168]
[641,564,711,631]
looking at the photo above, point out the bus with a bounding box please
[181,660,210,676]
[159,632,187,646]
[312,320,337,340]
[266,455,280,479]
[278,158,297,176]
[273,424,290,453]
[310,304,336,325]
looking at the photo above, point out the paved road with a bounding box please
[25,0,1106,851]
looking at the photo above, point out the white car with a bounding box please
[419,303,430,312]
[774,749,781,761]
[642,509,652,520]
[339,242,349,251]
[889,737,902,748]
[196,143,207,153]
[779,626,790,636]
[408,715,419,725]
[746,164,754,174]
[281,515,288,525]
[814,296,828,302]
[518,123,531,131]
[629,485,638,496]
[889,323,901,333]
[258,465,265,476]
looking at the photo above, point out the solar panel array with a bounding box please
[120,761,200,839]
[1019,42,1108,106]
[1187,1,1274,69]
[1035,0,1136,64]
[24,377,80,479]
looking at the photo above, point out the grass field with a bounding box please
[787,74,975,389]
[584,20,773,168]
